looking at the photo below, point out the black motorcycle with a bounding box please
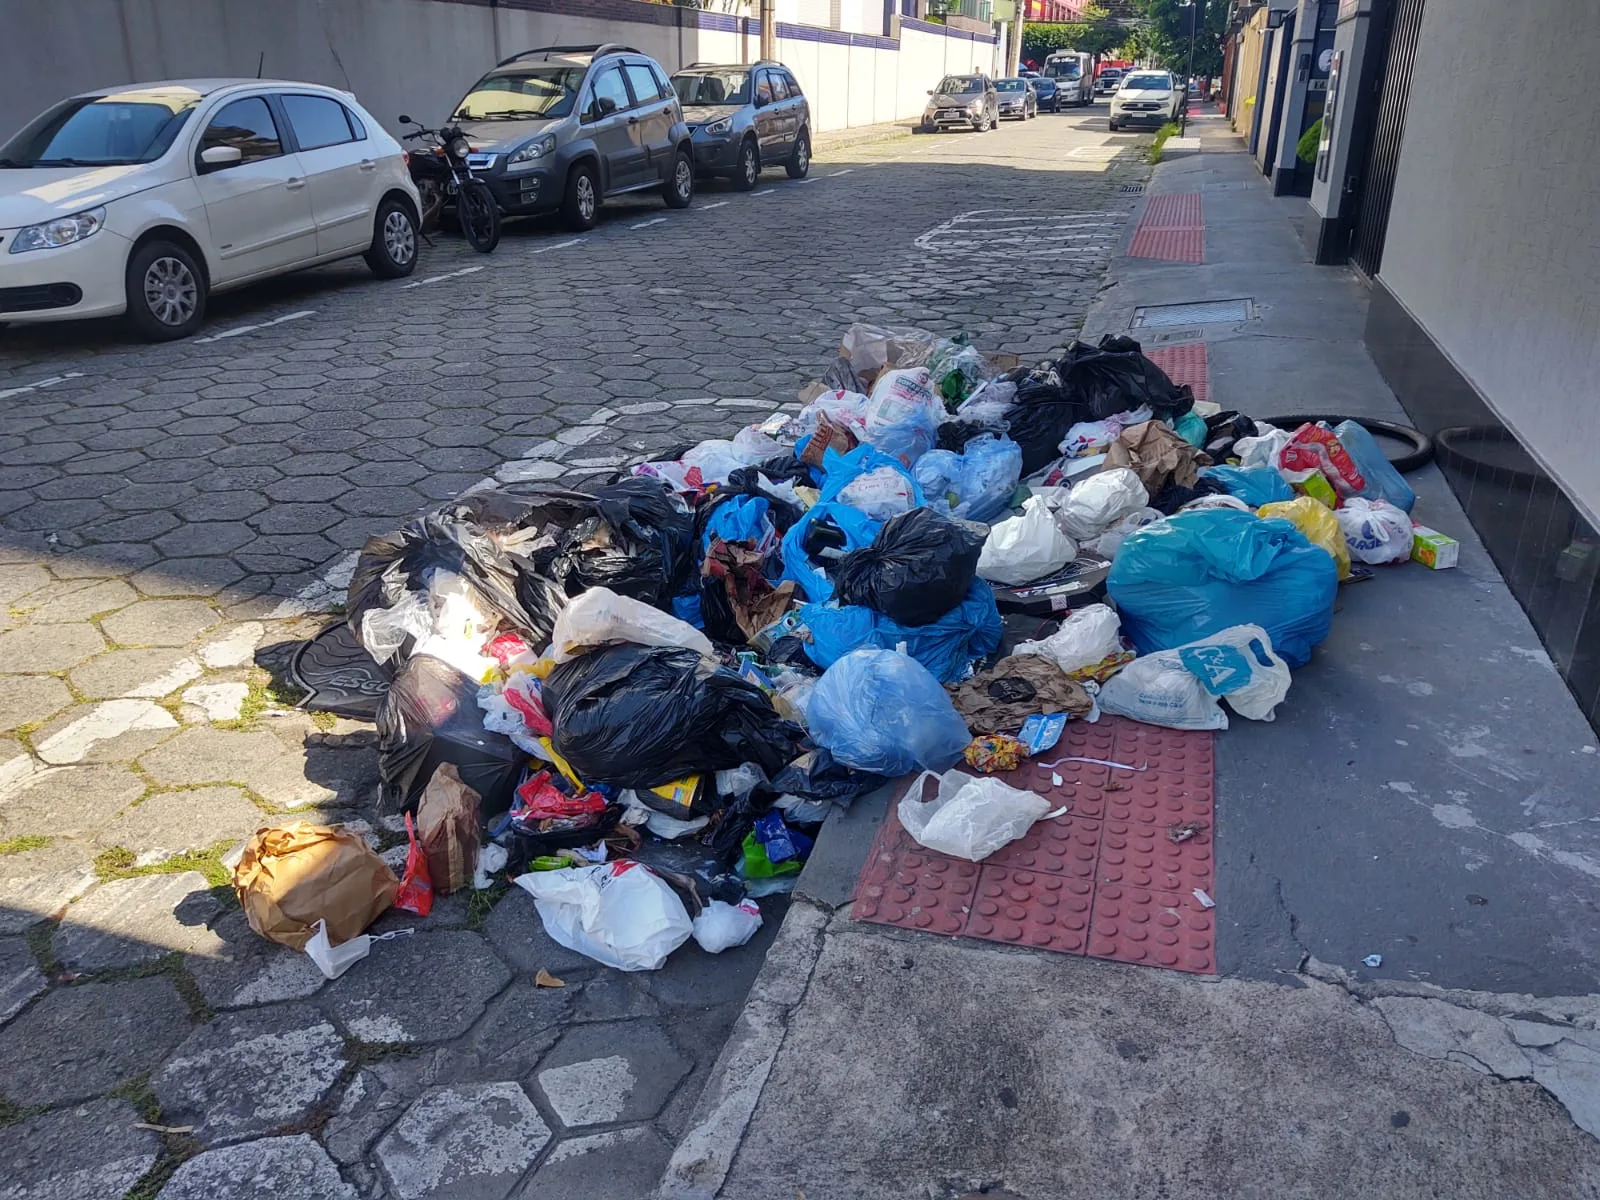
[399,115,500,254]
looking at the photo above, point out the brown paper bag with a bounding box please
[232,821,399,951]
[416,763,481,895]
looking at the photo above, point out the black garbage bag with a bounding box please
[1149,474,1230,515]
[1203,411,1259,461]
[376,655,524,817]
[621,837,746,909]
[543,644,803,788]
[821,355,864,395]
[771,748,888,805]
[834,507,985,627]
[1001,362,1094,475]
[756,454,815,485]
[1057,335,1196,422]
[549,477,694,608]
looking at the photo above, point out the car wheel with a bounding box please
[733,137,760,190]
[124,239,206,341]
[663,148,694,209]
[1109,118,1119,132]
[364,198,419,279]
[562,163,600,232]
[786,129,811,179]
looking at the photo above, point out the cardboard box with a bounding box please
[1410,524,1459,569]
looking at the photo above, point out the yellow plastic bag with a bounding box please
[1259,498,1351,580]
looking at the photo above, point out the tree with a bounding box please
[1127,0,1227,77]
[1021,7,1130,63]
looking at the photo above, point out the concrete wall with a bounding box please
[1378,0,1600,518]
[0,0,998,141]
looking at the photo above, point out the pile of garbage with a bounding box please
[239,323,1447,974]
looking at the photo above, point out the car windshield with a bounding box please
[1045,61,1081,79]
[455,67,585,120]
[1123,73,1172,91]
[0,91,199,167]
[995,80,1026,92]
[937,76,983,94]
[672,70,751,106]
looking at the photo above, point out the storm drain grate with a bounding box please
[1132,298,1254,328]
[1119,183,1145,193]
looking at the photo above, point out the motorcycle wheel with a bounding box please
[415,178,446,232]
[458,180,501,253]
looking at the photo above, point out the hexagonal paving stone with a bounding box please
[182,681,251,722]
[156,1134,356,1200]
[186,908,327,1010]
[70,647,202,699]
[139,725,284,785]
[0,674,73,734]
[0,623,105,673]
[248,504,345,535]
[477,887,596,977]
[0,564,50,604]
[0,935,45,1026]
[94,785,266,863]
[0,838,98,934]
[0,976,192,1105]
[102,599,219,647]
[129,558,247,598]
[177,491,269,522]
[54,871,226,973]
[34,698,178,765]
[155,522,258,558]
[377,1083,551,1200]
[11,578,138,623]
[0,762,145,839]
[324,930,511,1044]
[515,1125,674,1200]
[46,541,160,578]
[534,1021,691,1127]
[0,1098,162,1200]
[197,621,265,668]
[152,1003,347,1145]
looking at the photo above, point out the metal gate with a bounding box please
[1348,0,1427,277]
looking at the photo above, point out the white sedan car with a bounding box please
[1108,71,1181,132]
[0,79,421,340]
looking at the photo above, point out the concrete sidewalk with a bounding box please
[658,110,1600,1199]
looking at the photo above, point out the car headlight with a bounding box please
[8,207,105,254]
[967,98,984,112]
[507,135,556,170]
[703,117,732,136]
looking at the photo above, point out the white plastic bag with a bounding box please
[1012,603,1124,675]
[1091,507,1164,558]
[550,586,712,663]
[864,368,941,464]
[977,496,1077,586]
[692,899,764,953]
[516,862,693,972]
[1051,468,1150,541]
[836,465,918,521]
[1234,425,1292,472]
[794,389,870,439]
[897,770,1052,862]
[1336,498,1414,565]
[360,591,430,665]
[1098,624,1291,729]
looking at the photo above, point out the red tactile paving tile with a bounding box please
[1126,226,1204,263]
[852,716,1217,975]
[1145,342,1209,402]
[1139,192,1203,229]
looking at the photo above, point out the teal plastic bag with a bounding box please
[1334,420,1416,513]
[1201,465,1294,508]
[1173,409,1209,448]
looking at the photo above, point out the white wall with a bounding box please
[1378,0,1600,517]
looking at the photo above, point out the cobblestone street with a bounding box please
[0,109,1148,1198]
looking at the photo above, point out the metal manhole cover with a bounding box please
[1132,298,1255,328]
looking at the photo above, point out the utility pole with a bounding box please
[1180,0,1200,135]
[1013,5,1027,76]
[760,0,776,61]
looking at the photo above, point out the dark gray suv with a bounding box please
[450,43,695,231]
[671,61,811,191]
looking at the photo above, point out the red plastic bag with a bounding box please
[513,770,608,822]
[1279,424,1366,500]
[393,812,434,916]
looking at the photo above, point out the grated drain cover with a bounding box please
[1132,298,1254,328]
[1119,183,1145,193]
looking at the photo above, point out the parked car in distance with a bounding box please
[1096,67,1124,95]
[994,78,1038,121]
[448,43,694,231]
[1043,51,1093,106]
[671,60,811,190]
[920,75,1000,133]
[0,78,419,340]
[1028,74,1061,112]
[1109,70,1181,131]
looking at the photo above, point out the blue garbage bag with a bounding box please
[1334,420,1416,513]
[702,494,772,549]
[807,649,972,775]
[779,445,922,602]
[1201,465,1294,508]
[798,577,1002,683]
[914,434,1023,523]
[1107,508,1338,668]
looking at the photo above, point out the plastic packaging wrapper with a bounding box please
[1058,334,1196,422]
[1336,497,1415,565]
[360,591,430,666]
[477,671,550,755]
[1233,425,1293,472]
[949,654,1094,734]
[897,769,1051,862]
[693,899,764,953]
[1050,467,1150,541]
[516,862,694,971]
[1108,508,1339,669]
[548,478,694,608]
[1334,420,1417,513]
[977,497,1078,587]
[232,821,398,952]
[1258,496,1352,580]
[834,507,985,627]
[807,649,971,775]
[863,367,941,465]
[780,446,922,602]
[1201,464,1294,508]
[1011,603,1126,676]
[927,339,993,406]
[542,644,799,788]
[799,577,1002,684]
[1091,507,1165,558]
[1280,423,1366,499]
[912,433,1022,522]
[1098,624,1291,729]
[672,429,786,486]
[416,763,482,895]
[550,586,713,663]
[378,654,525,816]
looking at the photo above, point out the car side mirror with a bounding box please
[926,89,934,95]
[199,145,243,168]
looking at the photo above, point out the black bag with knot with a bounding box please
[1057,334,1197,422]
[833,507,985,627]
[549,477,694,608]
[1001,362,1094,475]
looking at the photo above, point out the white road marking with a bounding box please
[402,265,485,290]
[700,201,729,211]
[0,371,84,400]
[530,237,587,255]
[829,169,853,176]
[797,177,820,184]
[914,208,1124,260]
[630,217,667,230]
[754,189,776,196]
[193,309,315,343]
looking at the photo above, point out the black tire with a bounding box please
[364,197,419,279]
[733,137,760,190]
[1261,414,1434,473]
[785,129,811,179]
[663,148,694,208]
[457,180,499,253]
[1108,119,1119,132]
[562,162,600,231]
[124,239,207,341]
